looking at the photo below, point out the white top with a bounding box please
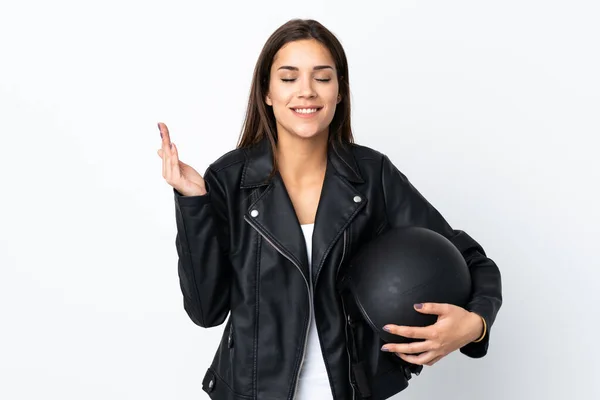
[295,223,334,399]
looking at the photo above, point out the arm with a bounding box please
[173,166,232,328]
[380,154,502,358]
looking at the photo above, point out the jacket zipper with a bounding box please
[243,216,312,400]
[336,231,355,400]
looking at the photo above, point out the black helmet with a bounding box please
[339,226,471,344]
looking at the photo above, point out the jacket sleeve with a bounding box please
[380,154,502,358]
[173,166,232,328]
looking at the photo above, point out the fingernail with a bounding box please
[382,326,391,332]
[381,346,390,352]
[414,303,423,309]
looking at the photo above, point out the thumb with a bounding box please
[414,302,450,316]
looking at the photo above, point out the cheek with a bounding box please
[323,85,340,105]
[270,98,291,122]
[325,93,340,112]
[269,83,293,104]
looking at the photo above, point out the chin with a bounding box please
[293,129,328,140]
[280,123,329,140]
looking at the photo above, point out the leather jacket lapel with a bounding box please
[244,173,311,281]
[312,163,367,284]
[241,138,367,284]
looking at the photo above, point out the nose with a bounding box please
[297,76,317,98]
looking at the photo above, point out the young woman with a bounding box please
[157,19,502,400]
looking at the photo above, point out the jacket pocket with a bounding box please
[203,368,253,400]
[211,317,253,397]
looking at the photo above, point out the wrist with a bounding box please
[470,312,487,343]
[178,187,207,197]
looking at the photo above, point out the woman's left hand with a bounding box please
[381,303,484,366]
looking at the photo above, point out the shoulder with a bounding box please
[208,147,246,173]
[205,142,272,190]
[348,142,385,160]
[345,142,396,173]
[200,147,247,192]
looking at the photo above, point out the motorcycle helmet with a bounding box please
[340,226,471,343]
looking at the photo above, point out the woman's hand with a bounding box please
[157,122,206,196]
[381,303,484,366]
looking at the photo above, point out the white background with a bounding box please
[1,0,599,399]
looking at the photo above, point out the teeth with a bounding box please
[294,108,318,114]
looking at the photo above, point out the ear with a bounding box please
[337,93,342,104]
[265,94,273,106]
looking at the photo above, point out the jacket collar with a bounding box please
[240,137,364,189]
[240,136,368,286]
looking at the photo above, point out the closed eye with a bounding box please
[280,78,332,83]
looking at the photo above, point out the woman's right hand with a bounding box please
[157,122,207,197]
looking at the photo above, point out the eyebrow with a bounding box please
[277,65,334,71]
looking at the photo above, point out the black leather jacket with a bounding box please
[173,138,502,400]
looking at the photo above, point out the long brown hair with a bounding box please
[237,19,354,168]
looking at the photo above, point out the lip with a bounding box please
[289,106,323,118]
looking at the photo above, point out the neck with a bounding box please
[276,133,328,185]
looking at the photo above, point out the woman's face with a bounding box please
[266,39,340,141]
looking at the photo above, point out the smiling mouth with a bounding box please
[290,107,323,115]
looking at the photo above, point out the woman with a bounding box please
[157,19,502,400]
